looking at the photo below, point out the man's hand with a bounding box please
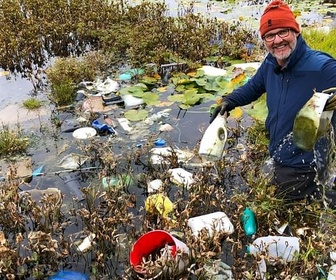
[210,101,230,123]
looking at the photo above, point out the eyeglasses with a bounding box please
[262,29,290,42]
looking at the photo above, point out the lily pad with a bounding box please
[124,109,149,122]
[245,95,268,122]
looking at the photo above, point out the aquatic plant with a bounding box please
[23,98,42,110]
[0,125,29,157]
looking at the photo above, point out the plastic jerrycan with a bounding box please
[198,114,227,160]
[247,236,300,262]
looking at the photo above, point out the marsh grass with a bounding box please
[0,125,29,157]
[23,98,42,110]
[303,28,336,58]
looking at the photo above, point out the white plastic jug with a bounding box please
[247,236,300,280]
[187,211,234,237]
[247,235,300,262]
[198,114,227,160]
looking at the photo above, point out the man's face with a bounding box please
[263,28,298,66]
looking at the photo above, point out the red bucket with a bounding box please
[130,230,189,279]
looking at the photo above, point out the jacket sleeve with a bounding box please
[224,64,267,109]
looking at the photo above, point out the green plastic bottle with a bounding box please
[240,207,257,236]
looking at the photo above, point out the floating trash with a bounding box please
[203,259,234,280]
[159,123,173,132]
[32,165,45,177]
[188,211,235,237]
[117,117,132,132]
[200,65,227,76]
[19,188,62,209]
[168,168,194,188]
[76,233,96,252]
[130,230,190,279]
[95,77,120,94]
[247,236,300,280]
[154,138,166,147]
[147,179,163,193]
[240,207,257,237]
[118,68,144,81]
[145,194,174,218]
[91,119,115,135]
[58,153,89,170]
[121,94,145,107]
[49,270,89,280]
[72,127,97,140]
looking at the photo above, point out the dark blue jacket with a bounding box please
[225,35,336,168]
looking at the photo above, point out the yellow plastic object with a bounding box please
[145,194,174,218]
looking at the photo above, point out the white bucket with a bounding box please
[187,211,234,237]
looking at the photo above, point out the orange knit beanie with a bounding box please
[259,0,300,38]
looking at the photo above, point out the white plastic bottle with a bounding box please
[198,114,227,160]
[247,236,300,262]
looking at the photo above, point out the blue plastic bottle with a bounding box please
[49,270,89,280]
[240,207,257,236]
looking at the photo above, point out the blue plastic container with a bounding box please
[240,207,257,236]
[49,270,89,280]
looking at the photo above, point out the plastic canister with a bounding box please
[198,114,227,160]
[247,236,300,262]
[187,211,234,237]
[129,230,189,279]
[240,207,257,236]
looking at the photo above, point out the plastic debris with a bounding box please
[188,211,235,237]
[130,230,189,279]
[147,179,163,193]
[58,153,89,170]
[118,68,144,81]
[92,119,116,135]
[72,127,97,139]
[203,259,234,280]
[145,194,174,218]
[240,207,257,236]
[117,118,132,132]
[49,270,89,280]
[168,168,194,188]
[76,233,96,252]
[95,77,120,94]
[121,94,144,107]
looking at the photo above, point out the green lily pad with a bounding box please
[245,95,268,122]
[142,92,160,105]
[124,109,149,122]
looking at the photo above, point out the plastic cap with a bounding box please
[246,245,251,254]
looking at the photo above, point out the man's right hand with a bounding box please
[210,101,230,123]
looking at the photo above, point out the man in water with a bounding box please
[211,0,336,206]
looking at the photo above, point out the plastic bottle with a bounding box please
[198,114,227,160]
[247,236,300,262]
[240,207,257,236]
[49,270,89,280]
